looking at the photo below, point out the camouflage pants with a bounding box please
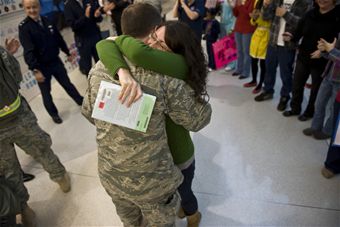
[0,101,66,204]
[101,180,179,227]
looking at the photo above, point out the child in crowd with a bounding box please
[203,8,220,71]
[243,0,270,94]
[220,0,236,71]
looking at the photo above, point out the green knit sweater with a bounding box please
[96,36,194,168]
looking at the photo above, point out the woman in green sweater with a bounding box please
[96,21,208,227]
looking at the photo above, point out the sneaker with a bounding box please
[52,115,63,124]
[232,72,240,76]
[239,75,248,80]
[243,81,257,87]
[22,205,37,227]
[55,173,71,193]
[224,66,233,72]
[321,167,335,179]
[313,131,331,140]
[254,92,273,102]
[277,96,290,112]
[302,128,315,136]
[282,110,300,117]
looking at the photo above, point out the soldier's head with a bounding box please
[121,3,161,42]
[22,0,40,21]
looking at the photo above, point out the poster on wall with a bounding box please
[20,70,41,101]
[0,0,24,16]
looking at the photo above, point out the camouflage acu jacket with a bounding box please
[82,61,212,201]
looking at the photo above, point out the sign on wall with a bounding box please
[0,0,24,16]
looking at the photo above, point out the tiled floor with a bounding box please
[17,68,340,226]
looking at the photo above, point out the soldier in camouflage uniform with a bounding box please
[0,39,71,226]
[82,60,212,226]
[82,6,211,227]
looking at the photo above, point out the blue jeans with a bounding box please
[263,45,296,97]
[311,75,340,135]
[177,161,197,216]
[235,32,252,78]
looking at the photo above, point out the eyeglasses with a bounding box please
[149,28,171,52]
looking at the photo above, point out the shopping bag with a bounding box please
[212,33,237,69]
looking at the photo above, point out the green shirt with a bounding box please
[96,36,194,168]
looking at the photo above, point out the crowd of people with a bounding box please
[0,0,339,226]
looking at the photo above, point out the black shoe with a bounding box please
[298,114,312,121]
[232,72,240,76]
[313,131,331,140]
[254,92,273,102]
[52,116,63,124]
[303,128,315,136]
[77,96,84,106]
[277,96,290,112]
[239,75,248,80]
[283,110,300,117]
[22,172,35,182]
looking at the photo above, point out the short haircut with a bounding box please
[121,3,162,39]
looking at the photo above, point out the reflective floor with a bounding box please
[17,68,340,226]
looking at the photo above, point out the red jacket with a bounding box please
[233,0,256,34]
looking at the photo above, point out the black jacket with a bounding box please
[293,5,340,65]
[64,0,102,38]
[18,16,70,70]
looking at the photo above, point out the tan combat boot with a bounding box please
[177,206,186,219]
[321,167,335,179]
[187,211,201,227]
[22,205,37,227]
[56,173,71,192]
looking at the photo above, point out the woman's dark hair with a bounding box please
[162,21,209,103]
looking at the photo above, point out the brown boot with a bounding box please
[187,211,201,227]
[321,167,335,179]
[56,173,71,192]
[22,205,37,227]
[177,206,186,219]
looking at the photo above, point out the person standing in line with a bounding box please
[243,0,271,94]
[82,4,212,226]
[282,0,340,121]
[107,0,130,36]
[173,0,205,41]
[303,33,340,140]
[230,0,256,80]
[254,0,311,112]
[0,38,71,227]
[64,0,114,76]
[203,8,220,71]
[19,0,84,124]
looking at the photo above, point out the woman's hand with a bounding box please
[310,50,321,59]
[318,38,337,53]
[117,68,143,107]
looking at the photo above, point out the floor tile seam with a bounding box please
[194,191,340,212]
